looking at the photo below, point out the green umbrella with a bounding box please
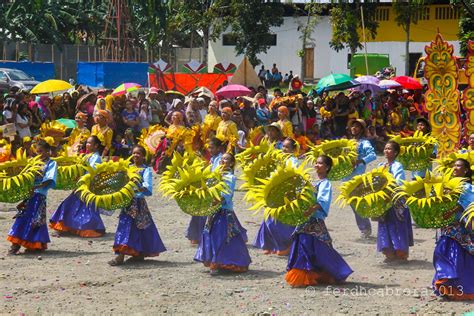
[316,74,354,91]
[56,118,77,129]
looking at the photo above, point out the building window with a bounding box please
[222,34,238,46]
[375,8,390,21]
[222,33,277,46]
[418,7,430,20]
[435,6,461,20]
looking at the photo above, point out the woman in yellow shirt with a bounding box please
[202,101,222,140]
[216,107,238,150]
[68,112,91,154]
[91,110,113,156]
[277,106,294,138]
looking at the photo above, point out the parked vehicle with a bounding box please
[0,68,40,93]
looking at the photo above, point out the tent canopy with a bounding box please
[229,57,262,88]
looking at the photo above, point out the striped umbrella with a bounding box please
[111,83,142,96]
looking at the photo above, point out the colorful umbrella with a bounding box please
[315,74,353,91]
[30,80,73,94]
[378,79,402,89]
[393,76,423,90]
[165,90,185,98]
[215,84,251,99]
[111,83,142,96]
[55,118,77,129]
[354,76,381,94]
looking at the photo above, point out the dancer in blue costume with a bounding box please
[109,146,167,265]
[376,140,414,262]
[253,138,298,255]
[7,138,57,254]
[50,136,106,237]
[194,153,251,275]
[411,118,437,179]
[286,155,353,286]
[186,137,223,245]
[433,158,474,300]
[343,119,376,239]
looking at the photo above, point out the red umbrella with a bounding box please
[215,84,251,99]
[393,76,423,90]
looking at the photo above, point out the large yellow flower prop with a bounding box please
[305,139,357,181]
[461,202,474,231]
[165,126,195,156]
[247,162,315,226]
[158,151,204,193]
[40,121,67,145]
[246,126,265,147]
[390,131,437,171]
[240,147,285,197]
[436,151,474,179]
[394,172,465,228]
[235,138,272,168]
[52,152,86,190]
[159,163,229,217]
[337,166,397,218]
[138,125,167,157]
[76,159,141,211]
[0,149,44,203]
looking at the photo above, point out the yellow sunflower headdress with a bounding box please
[305,139,358,181]
[247,162,315,226]
[394,172,465,228]
[76,158,141,211]
[390,131,437,171]
[40,121,67,145]
[0,149,44,203]
[138,124,167,157]
[159,162,229,217]
[337,166,397,218]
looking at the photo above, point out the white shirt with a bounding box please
[16,114,31,138]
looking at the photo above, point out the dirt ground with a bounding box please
[1,159,474,315]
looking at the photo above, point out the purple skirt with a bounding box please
[114,199,166,257]
[187,215,248,243]
[8,193,50,246]
[433,236,474,295]
[194,209,251,268]
[253,217,295,251]
[287,233,353,282]
[186,216,207,241]
[50,193,105,234]
[377,207,414,254]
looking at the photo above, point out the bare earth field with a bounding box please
[1,159,474,315]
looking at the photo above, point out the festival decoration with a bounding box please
[424,33,461,157]
[0,140,11,163]
[463,40,474,137]
[138,125,167,157]
[52,153,86,190]
[247,162,315,226]
[461,202,474,230]
[390,131,437,171]
[305,139,358,181]
[394,172,465,228]
[240,148,286,198]
[337,166,397,218]
[182,59,207,74]
[76,159,141,211]
[269,94,303,111]
[235,138,273,168]
[40,121,67,145]
[213,61,236,74]
[159,152,204,193]
[0,149,44,203]
[159,161,229,217]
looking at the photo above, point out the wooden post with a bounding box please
[360,5,369,76]
[88,46,91,62]
[60,50,63,80]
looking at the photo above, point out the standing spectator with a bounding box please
[185,98,202,127]
[28,101,42,135]
[271,63,279,76]
[288,70,294,82]
[258,65,266,84]
[256,98,271,126]
[302,99,317,133]
[121,100,139,134]
[15,103,32,138]
[138,99,152,130]
[283,73,289,84]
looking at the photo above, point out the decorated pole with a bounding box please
[424,33,461,157]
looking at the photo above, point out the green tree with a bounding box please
[451,0,474,56]
[393,0,426,76]
[329,1,379,57]
[224,0,285,66]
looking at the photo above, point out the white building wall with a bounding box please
[208,16,461,79]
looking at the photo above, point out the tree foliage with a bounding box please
[451,0,474,56]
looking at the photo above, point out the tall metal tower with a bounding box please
[102,0,134,61]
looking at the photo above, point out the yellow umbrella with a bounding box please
[30,80,73,94]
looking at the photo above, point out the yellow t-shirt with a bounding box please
[216,120,238,143]
[278,120,294,138]
[203,114,222,131]
[91,124,113,151]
